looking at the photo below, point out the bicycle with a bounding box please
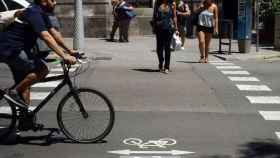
[0,54,115,143]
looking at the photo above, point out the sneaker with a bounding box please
[164,69,169,74]
[180,47,185,50]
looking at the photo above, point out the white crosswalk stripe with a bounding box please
[221,71,250,75]
[246,96,280,104]
[0,106,36,113]
[46,73,62,77]
[216,66,242,69]
[211,63,235,65]
[228,76,260,82]
[275,132,280,139]
[236,85,272,91]
[31,92,50,100]
[50,68,77,72]
[259,111,280,120]
[0,106,12,114]
[32,81,62,88]
[209,60,230,63]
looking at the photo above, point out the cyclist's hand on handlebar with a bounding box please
[68,49,79,56]
[63,54,77,65]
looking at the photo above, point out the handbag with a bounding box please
[171,33,182,51]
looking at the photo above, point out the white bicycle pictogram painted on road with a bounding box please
[123,138,177,149]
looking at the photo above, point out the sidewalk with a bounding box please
[59,37,280,63]
[209,39,280,61]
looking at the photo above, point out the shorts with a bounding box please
[6,50,47,84]
[196,25,214,34]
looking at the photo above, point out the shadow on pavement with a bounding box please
[198,139,280,158]
[210,50,241,54]
[0,128,107,146]
[131,68,160,73]
[200,156,232,158]
[238,139,280,158]
[177,61,200,64]
[100,38,118,42]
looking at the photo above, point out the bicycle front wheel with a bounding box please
[57,88,115,143]
[0,97,16,141]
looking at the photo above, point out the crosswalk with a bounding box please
[30,64,80,102]
[210,60,280,139]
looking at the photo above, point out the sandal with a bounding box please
[204,58,208,63]
[199,56,205,63]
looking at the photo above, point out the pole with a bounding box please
[73,0,85,53]
[256,0,259,52]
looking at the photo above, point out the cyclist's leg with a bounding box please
[8,51,49,105]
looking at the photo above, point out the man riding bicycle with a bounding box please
[0,0,76,109]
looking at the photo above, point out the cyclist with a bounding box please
[0,0,76,108]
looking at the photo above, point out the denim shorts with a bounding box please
[6,50,47,84]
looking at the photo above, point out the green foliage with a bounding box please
[272,0,280,12]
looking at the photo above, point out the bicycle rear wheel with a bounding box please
[57,88,115,143]
[0,97,16,141]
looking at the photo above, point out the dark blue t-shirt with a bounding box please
[0,4,52,59]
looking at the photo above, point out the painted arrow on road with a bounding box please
[107,149,195,155]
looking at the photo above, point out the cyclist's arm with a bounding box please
[48,27,75,54]
[40,31,75,64]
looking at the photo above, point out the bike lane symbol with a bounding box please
[108,138,195,158]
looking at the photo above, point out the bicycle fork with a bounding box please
[67,80,88,119]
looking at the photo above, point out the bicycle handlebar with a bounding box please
[60,52,88,75]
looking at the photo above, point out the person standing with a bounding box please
[152,0,178,74]
[108,0,120,42]
[177,0,190,50]
[196,0,218,63]
[115,0,134,42]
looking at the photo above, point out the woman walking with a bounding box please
[152,0,178,74]
[196,0,218,63]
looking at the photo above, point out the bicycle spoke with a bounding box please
[58,88,114,142]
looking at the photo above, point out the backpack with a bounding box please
[0,9,22,32]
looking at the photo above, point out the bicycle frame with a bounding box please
[1,61,81,115]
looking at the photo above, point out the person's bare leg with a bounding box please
[197,31,205,63]
[15,66,49,105]
[21,88,31,105]
[204,32,213,63]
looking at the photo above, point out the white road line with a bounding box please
[32,81,61,88]
[216,66,242,69]
[246,96,280,104]
[228,76,260,82]
[259,111,280,120]
[50,68,76,72]
[275,132,280,139]
[211,63,235,65]
[221,71,250,75]
[236,85,272,91]
[31,92,50,100]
